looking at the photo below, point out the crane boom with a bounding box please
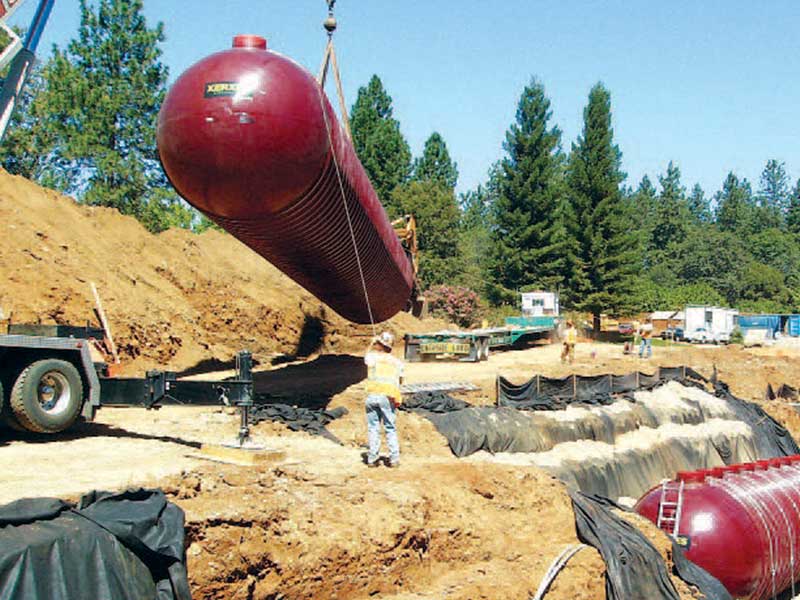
[0,0,54,142]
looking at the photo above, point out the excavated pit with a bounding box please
[423,378,787,503]
[471,382,758,500]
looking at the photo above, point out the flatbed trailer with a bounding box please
[404,316,558,363]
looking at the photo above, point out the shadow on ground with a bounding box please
[254,354,366,410]
[0,420,202,449]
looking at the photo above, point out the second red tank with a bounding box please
[157,34,414,324]
[636,457,800,600]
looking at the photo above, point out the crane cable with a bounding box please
[316,0,378,337]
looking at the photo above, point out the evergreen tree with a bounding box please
[631,175,657,226]
[1,0,191,232]
[715,172,754,233]
[457,185,492,293]
[650,161,689,258]
[755,159,790,230]
[488,79,566,304]
[350,75,411,215]
[565,83,639,331]
[788,179,800,236]
[391,180,463,288]
[687,183,711,224]
[626,176,656,269]
[758,159,790,212]
[413,132,458,190]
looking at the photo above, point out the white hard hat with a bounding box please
[376,331,394,349]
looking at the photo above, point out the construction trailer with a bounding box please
[683,305,738,343]
[521,291,559,317]
[738,314,800,342]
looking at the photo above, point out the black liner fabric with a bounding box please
[0,489,190,600]
[570,491,681,600]
[498,367,701,410]
[250,403,348,443]
[711,376,800,458]
[569,493,732,600]
[766,383,799,402]
[402,392,471,413]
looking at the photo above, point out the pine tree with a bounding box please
[350,75,411,216]
[631,175,657,227]
[687,183,711,224]
[788,179,800,236]
[650,161,689,257]
[1,0,190,232]
[413,132,458,190]
[391,180,462,288]
[488,78,566,304]
[716,172,753,232]
[457,185,492,293]
[755,159,790,230]
[565,83,639,331]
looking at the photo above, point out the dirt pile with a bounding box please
[0,170,444,375]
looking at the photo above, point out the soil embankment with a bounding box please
[4,171,800,598]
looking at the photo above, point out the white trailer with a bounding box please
[684,305,738,343]
[521,291,559,317]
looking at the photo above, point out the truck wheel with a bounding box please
[10,359,83,433]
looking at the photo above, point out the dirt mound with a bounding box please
[0,170,444,375]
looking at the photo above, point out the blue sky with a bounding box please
[10,1,800,198]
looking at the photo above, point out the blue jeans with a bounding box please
[639,338,652,358]
[366,394,399,464]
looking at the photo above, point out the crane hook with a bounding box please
[324,0,337,36]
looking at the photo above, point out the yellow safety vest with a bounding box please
[365,352,403,400]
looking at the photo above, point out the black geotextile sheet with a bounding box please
[766,382,799,402]
[710,372,800,458]
[497,366,703,410]
[570,492,732,600]
[250,403,348,443]
[407,368,800,463]
[0,488,190,600]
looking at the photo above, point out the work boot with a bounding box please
[389,460,400,469]
[367,461,378,468]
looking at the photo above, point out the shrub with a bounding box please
[426,285,483,328]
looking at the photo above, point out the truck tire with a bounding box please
[10,359,83,433]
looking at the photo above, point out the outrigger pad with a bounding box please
[0,488,190,600]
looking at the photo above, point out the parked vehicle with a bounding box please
[618,323,634,335]
[661,327,684,341]
[685,327,723,344]
[684,305,737,343]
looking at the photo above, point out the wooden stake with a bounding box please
[90,282,119,364]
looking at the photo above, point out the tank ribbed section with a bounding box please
[211,157,412,324]
[636,456,800,600]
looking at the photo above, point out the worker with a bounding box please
[364,331,404,468]
[561,320,577,364]
[639,318,653,359]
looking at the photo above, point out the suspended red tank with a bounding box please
[636,457,800,600]
[156,34,414,323]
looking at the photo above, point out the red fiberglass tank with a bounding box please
[157,34,414,324]
[636,457,800,600]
